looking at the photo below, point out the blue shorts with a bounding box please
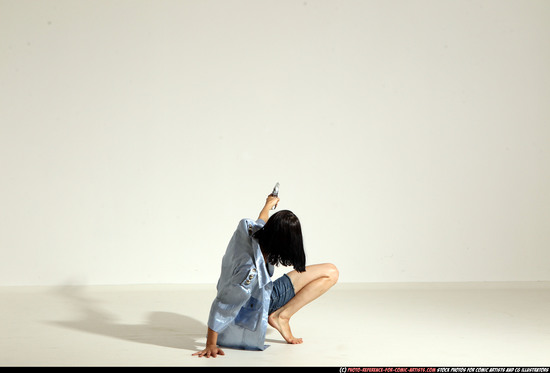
[269,274,295,315]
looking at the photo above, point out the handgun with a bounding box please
[271,182,280,210]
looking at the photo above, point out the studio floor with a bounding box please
[1,282,549,367]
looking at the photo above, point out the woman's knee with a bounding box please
[324,263,339,284]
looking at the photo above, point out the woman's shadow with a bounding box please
[46,285,206,351]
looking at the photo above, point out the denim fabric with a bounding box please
[207,218,275,351]
[269,274,295,315]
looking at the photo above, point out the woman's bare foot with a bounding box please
[268,311,303,344]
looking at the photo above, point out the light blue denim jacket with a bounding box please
[207,218,274,351]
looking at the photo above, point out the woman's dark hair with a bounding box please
[252,210,306,272]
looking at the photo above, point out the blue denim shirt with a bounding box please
[207,218,274,351]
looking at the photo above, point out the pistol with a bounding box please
[270,182,280,210]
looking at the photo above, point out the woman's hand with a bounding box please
[192,345,225,358]
[265,194,280,210]
[258,194,280,222]
[192,328,223,358]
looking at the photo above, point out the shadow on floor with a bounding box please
[45,285,206,351]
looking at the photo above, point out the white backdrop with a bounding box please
[1,0,549,286]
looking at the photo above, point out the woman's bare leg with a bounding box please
[268,263,339,344]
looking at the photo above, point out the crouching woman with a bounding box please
[193,195,339,357]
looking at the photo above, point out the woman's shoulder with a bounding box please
[237,218,265,231]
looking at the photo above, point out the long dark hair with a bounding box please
[252,210,306,272]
